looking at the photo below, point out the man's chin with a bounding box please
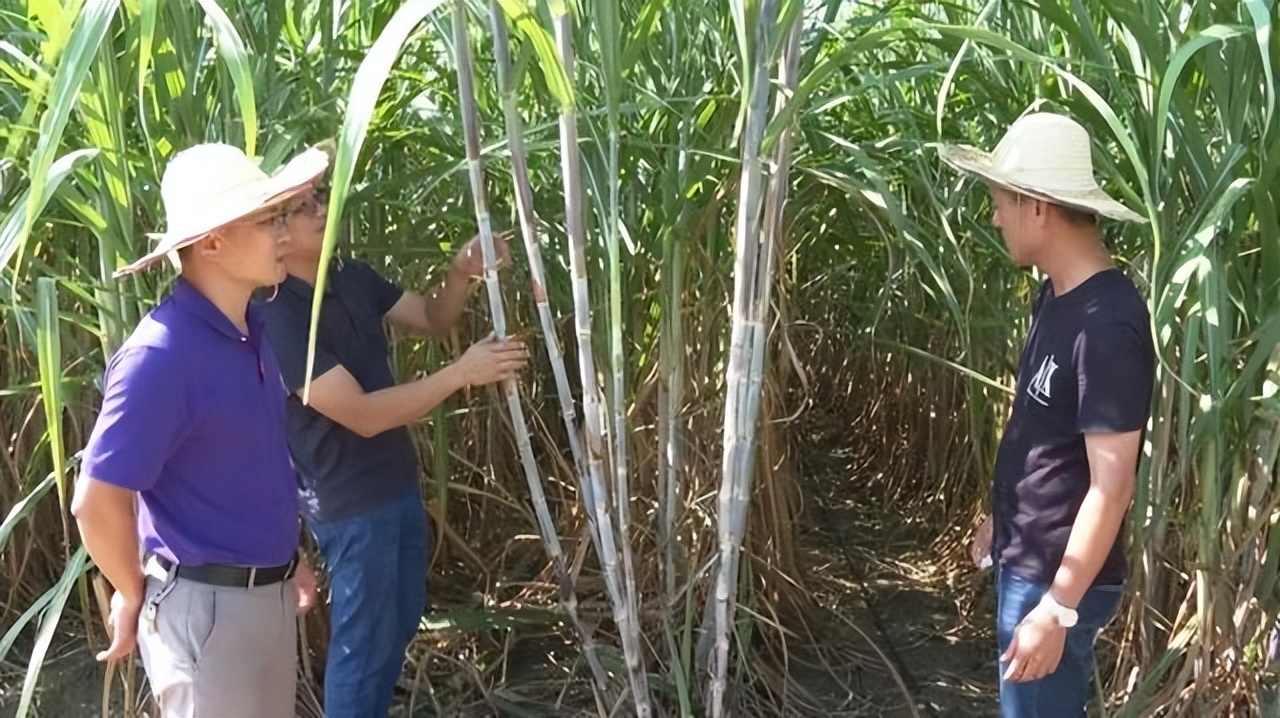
[283,250,322,266]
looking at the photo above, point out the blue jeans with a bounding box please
[311,487,431,718]
[996,568,1121,718]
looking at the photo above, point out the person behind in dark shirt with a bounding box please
[938,112,1155,718]
[260,177,528,718]
[72,142,328,717]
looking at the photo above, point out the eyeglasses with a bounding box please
[246,210,289,230]
[286,185,331,220]
[288,196,326,220]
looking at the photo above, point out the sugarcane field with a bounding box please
[1,1,1277,717]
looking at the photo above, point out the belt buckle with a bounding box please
[247,567,258,589]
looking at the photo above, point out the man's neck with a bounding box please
[284,254,321,287]
[1037,226,1115,296]
[181,269,255,334]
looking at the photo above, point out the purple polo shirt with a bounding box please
[81,279,299,567]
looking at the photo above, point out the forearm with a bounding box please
[1049,483,1132,607]
[353,362,467,436]
[73,488,144,604]
[419,265,472,337]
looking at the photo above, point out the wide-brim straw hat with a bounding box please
[115,143,330,277]
[935,112,1146,223]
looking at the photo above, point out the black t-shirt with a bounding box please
[260,259,419,524]
[992,269,1155,587]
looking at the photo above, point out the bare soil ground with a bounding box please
[789,463,999,717]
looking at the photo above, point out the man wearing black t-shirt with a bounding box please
[261,180,528,718]
[939,113,1155,718]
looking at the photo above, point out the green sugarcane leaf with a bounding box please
[16,0,119,281]
[498,0,573,110]
[195,0,259,156]
[34,277,67,514]
[1244,0,1276,131]
[14,547,90,718]
[304,0,448,403]
[1154,25,1250,181]
[2,149,100,271]
[0,471,57,557]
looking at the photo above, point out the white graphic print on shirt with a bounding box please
[1027,354,1059,407]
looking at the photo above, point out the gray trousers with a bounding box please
[138,557,297,718]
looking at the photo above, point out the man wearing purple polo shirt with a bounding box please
[72,142,328,718]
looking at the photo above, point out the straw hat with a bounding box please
[115,143,330,276]
[936,112,1146,223]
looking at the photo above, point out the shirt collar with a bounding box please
[280,272,322,302]
[281,256,347,301]
[172,277,263,342]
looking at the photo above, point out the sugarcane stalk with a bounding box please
[486,0,616,704]
[597,0,646,692]
[708,2,790,715]
[449,2,611,709]
[486,0,588,498]
[550,2,653,714]
[658,220,686,602]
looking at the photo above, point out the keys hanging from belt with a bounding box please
[144,559,181,633]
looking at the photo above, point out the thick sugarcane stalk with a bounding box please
[708,1,793,715]
[449,1,611,708]
[549,2,653,714]
[488,0,584,478]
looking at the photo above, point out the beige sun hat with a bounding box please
[115,143,330,277]
[936,112,1146,223]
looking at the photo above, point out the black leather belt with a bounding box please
[155,555,298,588]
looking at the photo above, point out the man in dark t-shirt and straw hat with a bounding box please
[937,112,1156,718]
[73,142,329,717]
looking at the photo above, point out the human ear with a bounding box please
[196,232,224,259]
